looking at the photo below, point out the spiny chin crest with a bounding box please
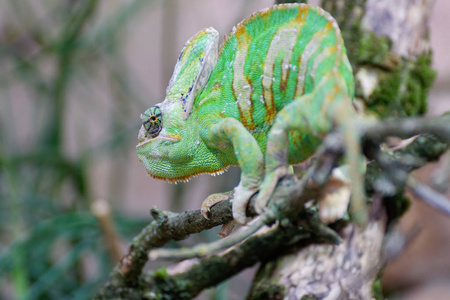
[147,167,229,184]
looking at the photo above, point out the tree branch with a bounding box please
[95,200,233,298]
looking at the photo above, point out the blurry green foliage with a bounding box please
[0,0,156,299]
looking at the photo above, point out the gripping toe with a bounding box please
[201,193,232,219]
[254,166,290,214]
[232,184,259,224]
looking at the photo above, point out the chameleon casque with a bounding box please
[137,3,361,224]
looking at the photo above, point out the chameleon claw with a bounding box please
[201,193,231,219]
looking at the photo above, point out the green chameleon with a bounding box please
[137,3,363,224]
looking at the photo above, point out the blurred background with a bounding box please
[0,0,449,299]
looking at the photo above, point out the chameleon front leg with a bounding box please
[211,118,264,224]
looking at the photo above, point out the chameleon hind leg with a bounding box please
[255,75,366,224]
[254,91,321,214]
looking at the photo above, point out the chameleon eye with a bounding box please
[141,107,162,138]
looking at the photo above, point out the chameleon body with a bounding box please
[137,4,360,224]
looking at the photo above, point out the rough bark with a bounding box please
[249,219,386,299]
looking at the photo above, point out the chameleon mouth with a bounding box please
[136,134,182,163]
[136,135,180,148]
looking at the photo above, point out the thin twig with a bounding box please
[91,199,124,263]
[362,115,450,143]
[432,149,450,193]
[406,176,450,216]
[149,212,275,260]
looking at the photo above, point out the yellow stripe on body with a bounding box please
[261,27,299,124]
[295,21,334,99]
[311,45,338,75]
[232,30,255,130]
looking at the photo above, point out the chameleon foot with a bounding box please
[254,166,290,214]
[201,192,233,219]
[233,183,260,224]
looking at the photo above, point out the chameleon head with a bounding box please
[137,27,223,182]
[136,100,204,182]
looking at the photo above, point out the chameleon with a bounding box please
[137,3,364,224]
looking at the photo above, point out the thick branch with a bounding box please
[95,200,232,298]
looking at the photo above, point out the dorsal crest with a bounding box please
[165,27,219,120]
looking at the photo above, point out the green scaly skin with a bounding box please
[137,4,363,224]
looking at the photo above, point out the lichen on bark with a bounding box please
[321,0,436,118]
